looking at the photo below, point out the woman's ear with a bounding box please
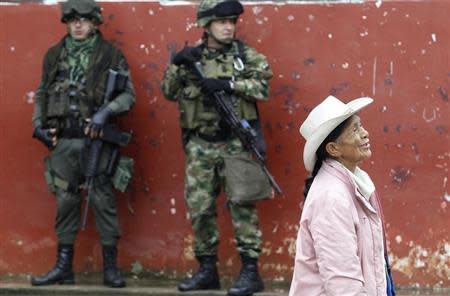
[326,142,341,158]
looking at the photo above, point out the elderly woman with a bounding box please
[289,96,395,296]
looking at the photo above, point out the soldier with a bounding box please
[161,1,273,295]
[30,0,135,288]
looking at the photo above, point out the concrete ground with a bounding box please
[0,274,448,295]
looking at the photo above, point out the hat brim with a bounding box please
[303,97,373,172]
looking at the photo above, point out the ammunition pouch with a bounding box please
[110,155,134,193]
[223,155,273,205]
[46,84,71,118]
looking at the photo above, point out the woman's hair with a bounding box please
[303,117,352,199]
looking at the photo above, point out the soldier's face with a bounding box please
[67,17,96,40]
[207,18,237,45]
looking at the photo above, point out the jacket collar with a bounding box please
[322,159,377,214]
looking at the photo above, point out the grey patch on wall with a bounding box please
[272,85,300,114]
[384,77,393,86]
[303,58,315,66]
[390,166,412,187]
[142,80,153,97]
[435,125,447,135]
[330,82,350,96]
[411,143,419,155]
[148,138,160,147]
[284,161,292,175]
[275,143,283,153]
[286,121,294,131]
[264,122,273,137]
[437,86,448,102]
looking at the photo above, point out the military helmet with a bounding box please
[61,0,103,25]
[197,0,244,28]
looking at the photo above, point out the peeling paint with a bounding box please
[391,241,450,284]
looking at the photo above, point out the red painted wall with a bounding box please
[0,1,448,288]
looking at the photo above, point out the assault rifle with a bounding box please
[81,69,131,230]
[191,62,282,194]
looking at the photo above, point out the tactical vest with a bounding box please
[40,33,123,129]
[177,40,259,132]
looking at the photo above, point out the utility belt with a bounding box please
[58,127,85,139]
[46,113,86,139]
[193,129,232,143]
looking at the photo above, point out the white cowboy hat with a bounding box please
[300,95,373,172]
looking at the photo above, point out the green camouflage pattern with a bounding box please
[184,136,262,258]
[65,34,97,82]
[161,40,272,135]
[32,32,135,129]
[197,0,242,27]
[32,31,135,246]
[61,0,103,24]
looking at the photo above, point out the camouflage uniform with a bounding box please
[162,41,272,259]
[32,31,135,247]
[31,0,134,288]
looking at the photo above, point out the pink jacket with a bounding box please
[289,159,387,296]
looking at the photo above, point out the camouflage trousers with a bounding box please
[184,136,262,259]
[44,138,121,246]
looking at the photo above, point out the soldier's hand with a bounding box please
[200,78,233,96]
[33,126,58,149]
[85,106,113,139]
[172,46,202,66]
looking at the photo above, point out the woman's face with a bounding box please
[329,115,371,171]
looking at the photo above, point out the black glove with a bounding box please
[172,46,202,66]
[87,106,113,138]
[200,78,233,96]
[33,126,56,149]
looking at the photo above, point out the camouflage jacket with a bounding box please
[32,32,135,129]
[161,40,272,134]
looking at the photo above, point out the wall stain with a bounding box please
[438,86,448,102]
[411,143,419,155]
[390,166,412,187]
[275,143,283,153]
[384,77,393,86]
[435,125,448,135]
[148,137,160,148]
[142,80,153,98]
[272,85,300,114]
[286,121,294,131]
[264,122,273,137]
[391,241,450,284]
[330,82,350,96]
[303,57,315,66]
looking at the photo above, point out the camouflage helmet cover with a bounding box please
[61,0,103,24]
[197,0,244,27]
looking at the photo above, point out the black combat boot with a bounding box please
[178,255,220,291]
[102,245,126,288]
[31,244,74,286]
[227,255,264,296]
